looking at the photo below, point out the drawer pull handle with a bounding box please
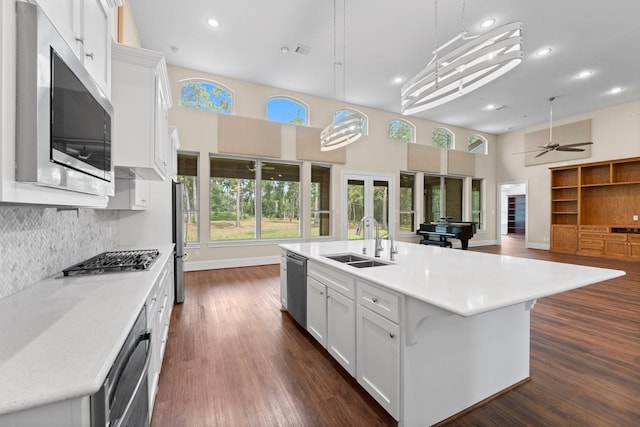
[85,52,95,60]
[389,333,395,339]
[372,298,379,304]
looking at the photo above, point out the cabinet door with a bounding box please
[153,77,169,177]
[37,0,82,57]
[132,178,149,209]
[604,240,627,258]
[306,277,327,347]
[327,289,356,376]
[357,305,399,419]
[280,253,287,309]
[550,225,577,253]
[81,0,111,96]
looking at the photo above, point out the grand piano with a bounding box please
[417,219,477,250]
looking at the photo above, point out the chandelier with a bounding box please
[320,0,365,151]
[401,0,523,115]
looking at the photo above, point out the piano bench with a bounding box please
[420,239,453,248]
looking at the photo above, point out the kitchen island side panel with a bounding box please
[402,301,530,427]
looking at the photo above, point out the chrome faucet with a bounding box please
[356,216,383,257]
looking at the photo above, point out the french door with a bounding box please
[342,173,394,240]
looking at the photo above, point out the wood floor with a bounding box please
[151,239,639,427]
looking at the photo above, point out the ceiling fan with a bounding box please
[514,97,593,158]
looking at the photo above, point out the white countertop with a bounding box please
[281,240,625,317]
[0,245,174,415]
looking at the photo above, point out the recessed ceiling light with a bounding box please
[392,76,405,84]
[576,70,593,79]
[480,18,496,29]
[207,18,220,28]
[609,86,624,94]
[485,104,496,110]
[280,46,290,53]
[536,47,552,56]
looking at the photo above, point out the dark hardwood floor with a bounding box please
[151,240,639,427]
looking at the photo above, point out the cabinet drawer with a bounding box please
[578,246,603,256]
[579,225,608,232]
[579,232,606,239]
[357,280,400,323]
[628,234,640,243]
[308,261,355,299]
[578,238,603,248]
[602,233,627,241]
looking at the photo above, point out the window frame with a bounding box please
[469,134,488,154]
[310,163,332,239]
[266,95,309,126]
[178,78,234,114]
[177,151,200,247]
[472,178,484,230]
[208,154,303,245]
[399,172,416,234]
[423,174,464,223]
[432,127,455,149]
[388,118,416,143]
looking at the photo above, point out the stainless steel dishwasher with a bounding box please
[285,251,308,328]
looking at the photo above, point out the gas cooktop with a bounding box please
[63,249,160,277]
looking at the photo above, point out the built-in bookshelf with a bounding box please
[550,156,640,260]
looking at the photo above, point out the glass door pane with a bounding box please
[347,179,365,239]
[373,180,390,236]
[423,175,441,223]
[444,177,463,221]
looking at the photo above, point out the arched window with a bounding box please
[388,119,415,142]
[432,127,454,149]
[336,109,368,135]
[468,134,488,154]
[179,79,233,114]
[266,96,309,125]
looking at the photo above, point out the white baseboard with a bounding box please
[527,242,550,250]
[185,255,280,271]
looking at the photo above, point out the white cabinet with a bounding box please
[36,0,112,97]
[168,126,180,181]
[356,280,400,419]
[307,261,356,376]
[280,250,287,309]
[106,176,149,210]
[327,288,356,375]
[307,277,327,347]
[111,43,172,181]
[147,255,174,413]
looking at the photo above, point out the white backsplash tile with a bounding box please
[0,207,119,299]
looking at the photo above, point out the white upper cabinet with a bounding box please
[36,0,112,97]
[111,43,172,181]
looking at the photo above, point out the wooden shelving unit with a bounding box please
[550,156,640,260]
[507,195,526,235]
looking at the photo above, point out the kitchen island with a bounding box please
[280,240,625,426]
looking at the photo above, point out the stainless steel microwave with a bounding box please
[15,2,114,196]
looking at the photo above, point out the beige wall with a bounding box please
[167,65,498,266]
[496,100,640,247]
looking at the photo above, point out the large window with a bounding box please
[311,165,331,237]
[472,179,484,229]
[179,79,233,114]
[388,119,415,142]
[266,96,308,125]
[432,127,454,149]
[469,134,488,154]
[177,153,199,243]
[423,175,463,222]
[399,173,415,232]
[209,157,301,241]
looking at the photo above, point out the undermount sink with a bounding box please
[348,260,391,268]
[322,253,393,268]
[323,253,369,263]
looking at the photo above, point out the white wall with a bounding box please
[496,100,640,246]
[167,65,498,268]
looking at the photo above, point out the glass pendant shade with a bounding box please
[320,109,365,151]
[401,22,524,115]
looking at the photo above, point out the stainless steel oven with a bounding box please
[91,307,152,427]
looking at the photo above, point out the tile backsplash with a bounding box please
[0,206,119,299]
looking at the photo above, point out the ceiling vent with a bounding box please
[493,104,509,111]
[294,44,311,55]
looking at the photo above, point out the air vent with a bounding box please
[294,44,311,55]
[494,105,509,111]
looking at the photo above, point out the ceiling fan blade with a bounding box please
[557,141,594,148]
[512,149,546,155]
[556,147,586,152]
[535,150,551,158]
